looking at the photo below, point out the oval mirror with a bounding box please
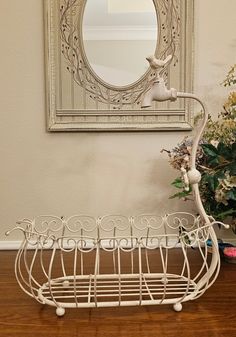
[82,0,158,87]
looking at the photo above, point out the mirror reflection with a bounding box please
[82,0,158,87]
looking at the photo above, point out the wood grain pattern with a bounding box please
[0,250,235,337]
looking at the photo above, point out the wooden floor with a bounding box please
[0,250,235,337]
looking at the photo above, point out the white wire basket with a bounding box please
[6,213,222,316]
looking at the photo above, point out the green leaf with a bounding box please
[201,144,219,157]
[202,174,219,191]
[227,162,236,175]
[215,171,226,180]
[208,176,219,191]
[232,142,236,158]
[217,142,226,153]
[226,188,236,201]
[171,177,184,189]
[215,208,236,220]
[208,157,220,167]
[217,142,232,160]
[169,190,192,200]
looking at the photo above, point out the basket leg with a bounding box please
[62,280,70,288]
[56,307,65,317]
[173,303,182,312]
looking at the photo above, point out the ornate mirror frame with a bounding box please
[44,0,194,131]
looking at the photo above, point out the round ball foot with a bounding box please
[56,307,65,317]
[173,303,182,312]
[161,277,168,284]
[62,280,70,288]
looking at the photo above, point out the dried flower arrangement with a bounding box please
[162,64,236,233]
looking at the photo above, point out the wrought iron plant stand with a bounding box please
[6,56,229,316]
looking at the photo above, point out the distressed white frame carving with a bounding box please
[44,0,194,131]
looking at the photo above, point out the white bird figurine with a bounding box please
[146,54,172,70]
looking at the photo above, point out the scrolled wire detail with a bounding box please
[99,215,131,232]
[165,212,199,231]
[133,215,164,231]
[65,215,97,233]
[33,216,64,234]
[57,236,97,252]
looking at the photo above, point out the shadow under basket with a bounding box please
[7,213,221,316]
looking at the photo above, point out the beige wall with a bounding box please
[1,0,236,242]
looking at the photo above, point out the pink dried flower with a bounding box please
[223,247,236,258]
